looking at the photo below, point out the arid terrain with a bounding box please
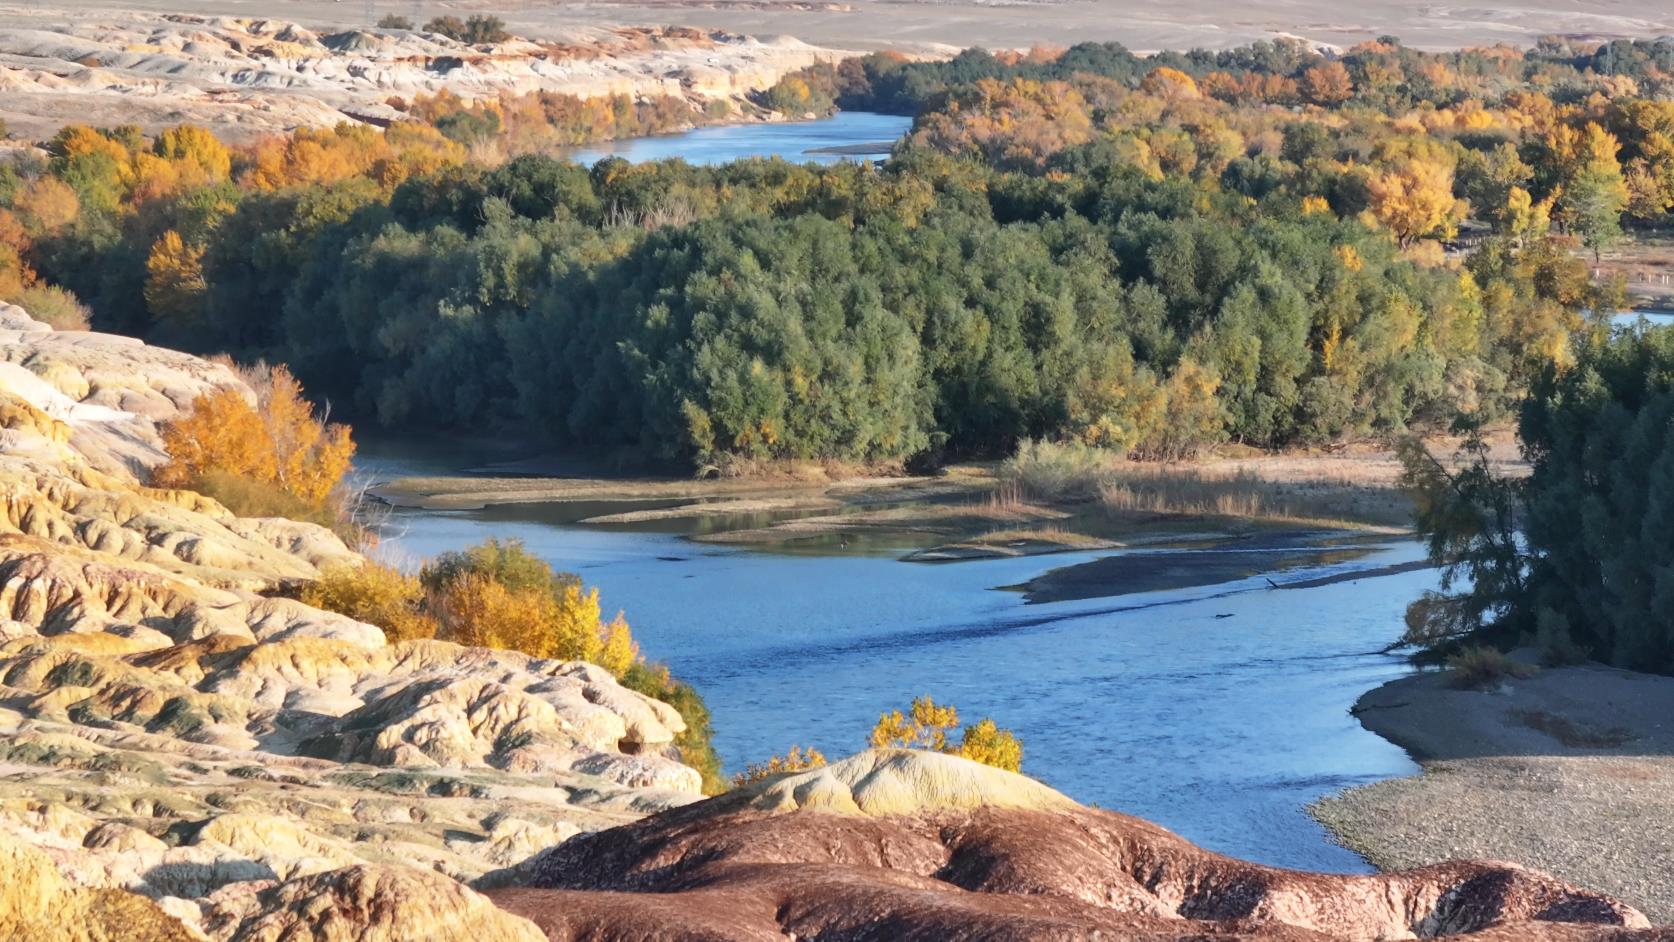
[0,7,842,140]
[20,0,1674,54]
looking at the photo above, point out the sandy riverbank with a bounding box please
[1315,657,1674,921]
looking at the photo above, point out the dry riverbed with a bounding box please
[1314,656,1674,922]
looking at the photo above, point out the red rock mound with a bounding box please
[490,750,1670,941]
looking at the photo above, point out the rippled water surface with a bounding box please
[565,111,914,166]
[360,448,1427,873]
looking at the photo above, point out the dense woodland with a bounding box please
[2,36,1672,470]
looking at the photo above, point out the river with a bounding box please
[356,110,1431,874]
[361,448,1427,874]
[565,111,914,166]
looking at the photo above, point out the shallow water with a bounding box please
[564,111,915,166]
[360,449,1427,873]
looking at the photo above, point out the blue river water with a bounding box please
[565,111,914,166]
[361,450,1427,873]
[353,111,1434,872]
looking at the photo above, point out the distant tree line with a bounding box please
[0,36,1663,469]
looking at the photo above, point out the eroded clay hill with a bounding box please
[0,11,839,139]
[0,302,1668,941]
[496,749,1671,941]
[0,303,699,939]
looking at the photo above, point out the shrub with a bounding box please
[732,744,827,786]
[9,283,89,330]
[192,469,342,532]
[376,14,413,29]
[1444,645,1536,690]
[957,718,1023,772]
[422,537,640,673]
[421,537,576,596]
[301,561,436,643]
[868,695,1024,772]
[424,14,508,43]
[1000,439,1113,503]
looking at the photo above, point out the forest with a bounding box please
[1,35,1670,468]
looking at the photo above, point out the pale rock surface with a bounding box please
[0,14,847,140]
[0,307,704,939]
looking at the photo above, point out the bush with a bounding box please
[1444,645,1536,690]
[868,695,1024,772]
[1000,439,1112,503]
[731,744,827,786]
[301,561,436,643]
[421,537,575,596]
[376,14,413,29]
[421,537,640,674]
[10,283,90,330]
[424,14,508,43]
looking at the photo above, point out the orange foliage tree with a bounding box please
[154,364,355,508]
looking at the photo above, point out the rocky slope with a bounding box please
[497,749,1670,941]
[0,303,700,939]
[0,11,842,139]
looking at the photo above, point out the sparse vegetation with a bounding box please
[300,561,438,643]
[375,14,413,29]
[422,14,510,44]
[1444,645,1536,690]
[731,744,828,786]
[869,695,1024,773]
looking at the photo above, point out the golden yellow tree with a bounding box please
[153,364,355,509]
[1364,149,1466,245]
[153,387,272,488]
[144,230,208,328]
[868,695,1024,772]
[155,124,233,181]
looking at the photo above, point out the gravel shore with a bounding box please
[1316,660,1674,921]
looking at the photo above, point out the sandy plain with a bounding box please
[17,0,1674,56]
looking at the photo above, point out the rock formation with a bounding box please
[0,12,844,140]
[0,304,699,939]
[493,749,1671,941]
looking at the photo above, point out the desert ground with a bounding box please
[17,0,1674,53]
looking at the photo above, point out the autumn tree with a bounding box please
[1301,61,1353,105]
[1556,124,1629,260]
[868,695,1024,772]
[144,230,207,328]
[154,124,232,182]
[1363,139,1467,245]
[154,364,355,508]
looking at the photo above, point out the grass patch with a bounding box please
[1099,465,1411,528]
[1445,645,1537,690]
[998,441,1409,528]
